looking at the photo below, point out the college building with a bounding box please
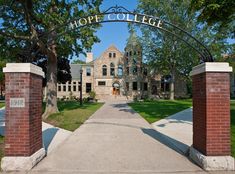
[56,32,189,100]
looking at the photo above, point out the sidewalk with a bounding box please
[151,108,193,155]
[30,101,205,174]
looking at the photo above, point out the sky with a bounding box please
[72,0,139,62]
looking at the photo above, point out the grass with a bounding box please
[129,99,235,157]
[0,103,5,108]
[128,99,192,123]
[45,101,104,131]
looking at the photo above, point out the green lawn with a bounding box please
[0,103,5,108]
[45,101,104,131]
[129,99,235,157]
[128,99,192,123]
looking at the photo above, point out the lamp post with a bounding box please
[80,68,83,106]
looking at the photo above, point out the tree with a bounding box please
[0,0,103,118]
[190,0,235,37]
[0,60,6,99]
[134,0,232,100]
[72,59,86,64]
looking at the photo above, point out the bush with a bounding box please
[89,91,96,100]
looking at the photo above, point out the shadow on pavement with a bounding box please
[111,103,137,114]
[86,120,189,157]
[43,128,59,152]
[142,128,190,156]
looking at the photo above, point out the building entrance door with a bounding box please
[112,82,120,96]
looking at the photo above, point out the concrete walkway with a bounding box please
[152,108,193,155]
[30,101,205,174]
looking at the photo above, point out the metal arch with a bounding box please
[103,5,131,13]
[39,5,214,62]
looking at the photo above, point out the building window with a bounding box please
[58,85,61,92]
[144,83,148,91]
[129,51,132,56]
[110,63,115,76]
[63,85,66,92]
[113,53,116,58]
[86,83,92,93]
[126,57,129,64]
[118,65,123,77]
[73,86,76,92]
[86,67,91,76]
[143,68,148,76]
[126,52,129,57]
[126,67,129,75]
[109,53,112,58]
[98,81,106,86]
[68,86,71,92]
[133,66,138,75]
[78,82,81,91]
[102,65,107,76]
[126,82,129,91]
[133,82,137,90]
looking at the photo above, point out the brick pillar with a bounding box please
[189,62,234,171]
[1,63,46,171]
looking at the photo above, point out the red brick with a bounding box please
[4,73,43,156]
[192,72,231,156]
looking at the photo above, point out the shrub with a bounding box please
[89,91,96,99]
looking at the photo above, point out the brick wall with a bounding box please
[192,72,231,156]
[4,72,43,156]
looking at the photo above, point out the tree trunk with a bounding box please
[42,44,59,119]
[0,84,2,99]
[170,72,175,100]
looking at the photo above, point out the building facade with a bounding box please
[57,32,188,100]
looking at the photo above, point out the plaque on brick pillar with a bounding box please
[189,62,234,171]
[1,63,46,171]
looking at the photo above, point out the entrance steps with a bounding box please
[97,95,131,102]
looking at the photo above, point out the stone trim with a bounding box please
[189,146,235,171]
[1,148,46,171]
[3,63,45,78]
[190,62,232,76]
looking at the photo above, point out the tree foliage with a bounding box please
[134,0,233,99]
[0,0,103,117]
[190,0,235,37]
[72,59,86,64]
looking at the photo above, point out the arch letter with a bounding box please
[117,13,125,20]
[108,14,115,20]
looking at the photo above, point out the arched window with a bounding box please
[102,65,107,76]
[110,63,115,76]
[118,65,123,77]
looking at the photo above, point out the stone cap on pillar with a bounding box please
[3,63,45,78]
[190,62,233,76]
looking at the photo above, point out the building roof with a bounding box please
[126,30,141,47]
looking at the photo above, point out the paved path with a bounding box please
[152,108,193,155]
[30,101,205,174]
